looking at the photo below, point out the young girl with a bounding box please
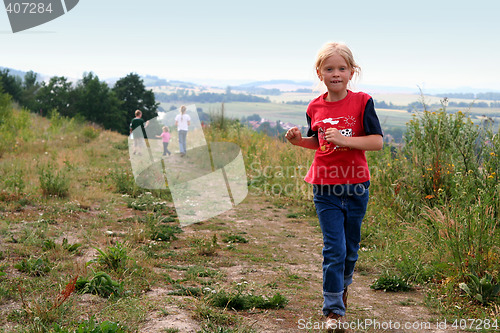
[285,42,383,330]
[156,126,171,156]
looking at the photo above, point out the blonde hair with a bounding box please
[135,110,142,117]
[162,126,169,131]
[180,105,186,120]
[315,42,361,79]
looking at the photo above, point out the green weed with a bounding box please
[191,234,219,256]
[93,242,128,271]
[38,163,70,197]
[76,272,125,298]
[149,224,182,242]
[222,234,248,244]
[126,192,169,212]
[110,168,141,197]
[459,272,500,305]
[168,285,203,297]
[42,238,82,253]
[15,257,52,276]
[370,273,413,292]
[81,125,101,142]
[204,282,288,310]
[52,316,127,333]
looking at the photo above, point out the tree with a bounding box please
[112,73,158,133]
[0,69,22,103]
[35,76,74,116]
[20,71,40,111]
[73,72,124,132]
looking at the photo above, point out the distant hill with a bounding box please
[3,66,500,96]
[236,79,313,89]
[0,66,38,79]
[234,80,421,94]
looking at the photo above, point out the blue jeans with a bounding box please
[313,181,370,316]
[178,130,188,154]
[162,142,171,155]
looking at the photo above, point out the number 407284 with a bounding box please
[5,2,54,14]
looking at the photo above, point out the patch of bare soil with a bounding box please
[140,288,201,333]
[137,193,460,332]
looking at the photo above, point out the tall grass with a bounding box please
[206,105,499,310]
[0,91,33,157]
[368,110,499,282]
[204,109,315,211]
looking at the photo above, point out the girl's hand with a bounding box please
[324,128,347,147]
[285,127,302,145]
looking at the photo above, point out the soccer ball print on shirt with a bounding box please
[316,115,357,152]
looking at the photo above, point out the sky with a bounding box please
[1,0,500,92]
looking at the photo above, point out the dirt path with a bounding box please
[138,193,460,333]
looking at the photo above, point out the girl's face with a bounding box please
[317,53,353,101]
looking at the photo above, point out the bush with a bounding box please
[81,125,101,142]
[149,224,182,242]
[203,281,288,310]
[93,242,128,271]
[38,163,70,197]
[14,257,52,276]
[52,316,127,332]
[459,272,500,305]
[368,110,500,282]
[0,93,32,157]
[110,168,141,197]
[75,272,125,298]
[370,273,413,292]
[207,288,288,310]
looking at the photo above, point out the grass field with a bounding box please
[161,102,309,126]
[162,99,500,133]
[1,98,498,332]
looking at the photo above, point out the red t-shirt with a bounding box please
[304,90,372,185]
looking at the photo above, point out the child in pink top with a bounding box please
[156,126,171,156]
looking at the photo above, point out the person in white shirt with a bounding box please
[175,105,191,157]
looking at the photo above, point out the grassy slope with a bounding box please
[0,108,498,332]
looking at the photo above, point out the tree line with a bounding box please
[0,69,158,135]
[433,92,500,100]
[155,87,270,104]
